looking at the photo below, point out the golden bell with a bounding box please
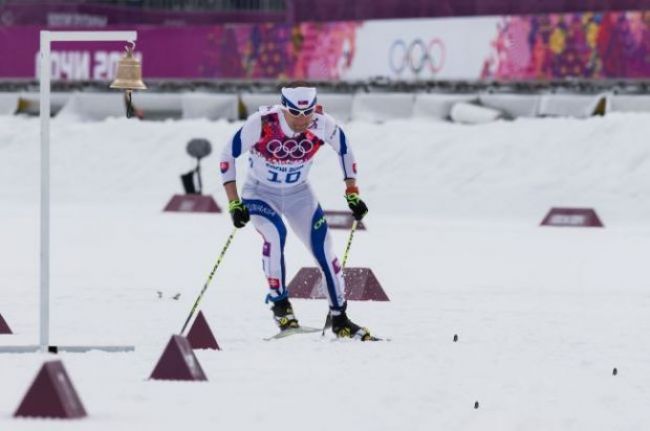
[110,44,147,91]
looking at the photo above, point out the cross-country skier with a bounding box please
[220,83,372,340]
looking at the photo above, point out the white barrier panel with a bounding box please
[450,102,503,124]
[127,93,183,117]
[57,93,123,121]
[18,90,629,121]
[538,93,609,118]
[479,94,541,118]
[181,93,239,121]
[241,93,279,117]
[57,93,183,121]
[351,93,414,122]
[18,92,70,115]
[413,93,477,120]
[0,93,19,115]
[318,94,354,122]
[609,95,650,113]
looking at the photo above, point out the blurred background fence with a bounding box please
[4,0,650,24]
[3,0,650,120]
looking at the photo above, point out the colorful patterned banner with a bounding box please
[205,22,359,79]
[0,23,359,80]
[482,11,650,79]
[1,12,650,81]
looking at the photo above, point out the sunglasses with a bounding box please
[284,106,315,117]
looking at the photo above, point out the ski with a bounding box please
[263,326,322,341]
[329,335,391,342]
[364,335,390,342]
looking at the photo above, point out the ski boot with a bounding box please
[331,304,374,341]
[271,298,300,331]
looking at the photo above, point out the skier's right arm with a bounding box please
[220,112,261,188]
[220,112,261,228]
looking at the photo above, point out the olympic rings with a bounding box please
[266,138,314,159]
[388,38,446,76]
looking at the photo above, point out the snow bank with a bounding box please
[2,113,650,224]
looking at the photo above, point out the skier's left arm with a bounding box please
[323,115,368,221]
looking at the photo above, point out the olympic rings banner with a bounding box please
[1,11,650,81]
[345,11,650,80]
[346,17,498,80]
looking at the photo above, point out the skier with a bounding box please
[220,83,373,340]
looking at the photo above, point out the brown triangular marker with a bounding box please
[150,335,207,381]
[0,313,12,334]
[288,267,389,301]
[187,311,220,350]
[163,194,221,213]
[288,267,322,299]
[344,268,390,301]
[14,360,87,419]
[540,207,604,227]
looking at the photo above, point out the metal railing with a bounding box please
[141,0,286,11]
[2,78,650,95]
[0,0,286,11]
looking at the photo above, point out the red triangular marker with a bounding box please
[163,194,221,213]
[150,335,207,381]
[187,311,220,350]
[288,267,390,301]
[14,360,87,419]
[0,313,12,334]
[540,207,604,227]
[345,268,390,301]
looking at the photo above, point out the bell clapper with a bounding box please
[125,90,134,118]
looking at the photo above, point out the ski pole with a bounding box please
[322,220,359,335]
[341,220,358,267]
[179,227,237,335]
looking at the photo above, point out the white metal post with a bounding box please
[39,31,51,353]
[35,30,137,354]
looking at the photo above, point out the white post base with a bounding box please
[0,345,135,353]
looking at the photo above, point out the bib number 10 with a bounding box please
[268,170,301,184]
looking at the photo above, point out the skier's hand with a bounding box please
[345,192,368,221]
[228,199,250,228]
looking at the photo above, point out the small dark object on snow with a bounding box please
[157,291,163,299]
[453,334,458,342]
[613,367,618,376]
[172,293,181,300]
[474,401,479,409]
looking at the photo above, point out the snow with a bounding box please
[1,113,650,430]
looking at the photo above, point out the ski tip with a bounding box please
[366,336,390,342]
[263,326,321,341]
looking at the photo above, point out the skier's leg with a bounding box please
[283,186,346,313]
[243,197,300,330]
[243,198,288,303]
[284,185,374,340]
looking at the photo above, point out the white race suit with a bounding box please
[220,105,357,311]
